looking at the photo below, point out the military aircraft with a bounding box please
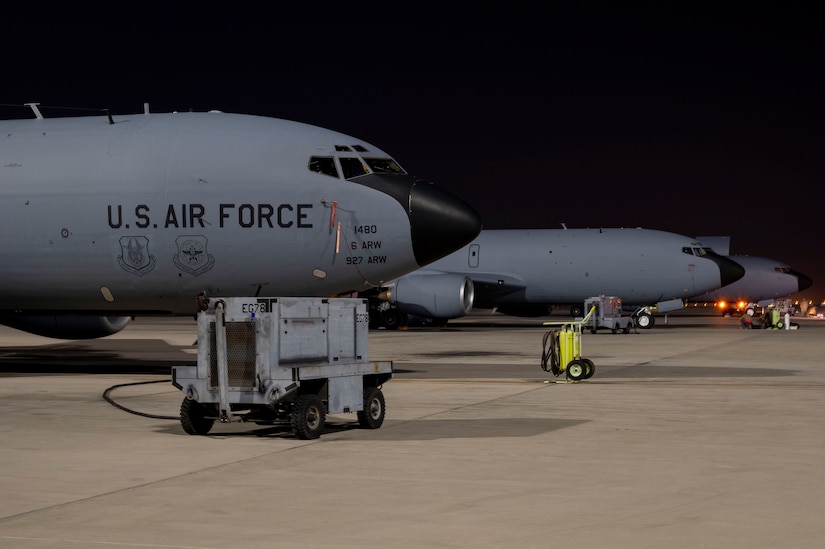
[365,227,746,329]
[0,104,482,338]
[687,236,813,314]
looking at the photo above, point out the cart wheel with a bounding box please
[291,394,326,439]
[582,358,595,379]
[623,322,631,334]
[358,386,386,429]
[567,360,586,381]
[180,398,215,435]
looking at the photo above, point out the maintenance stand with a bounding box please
[172,297,392,439]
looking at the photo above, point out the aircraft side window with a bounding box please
[308,156,339,178]
[775,267,790,274]
[364,158,406,174]
[682,247,694,255]
[340,157,368,179]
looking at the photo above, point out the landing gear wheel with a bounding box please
[180,398,215,435]
[582,358,595,379]
[381,309,406,330]
[291,394,326,439]
[566,359,587,381]
[357,386,386,429]
[636,312,655,329]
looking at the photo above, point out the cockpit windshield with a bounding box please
[364,158,405,174]
[308,154,406,180]
[682,247,714,256]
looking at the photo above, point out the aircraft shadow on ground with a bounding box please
[0,340,194,375]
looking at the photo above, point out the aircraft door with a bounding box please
[468,244,480,268]
[687,263,696,296]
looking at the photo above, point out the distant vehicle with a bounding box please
[717,299,749,317]
[808,303,825,318]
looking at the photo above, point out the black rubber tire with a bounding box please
[180,398,215,435]
[381,309,404,330]
[582,358,596,379]
[636,312,655,329]
[357,386,386,429]
[290,394,326,439]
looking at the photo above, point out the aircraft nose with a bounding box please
[407,180,482,265]
[352,174,482,266]
[793,270,814,293]
[716,255,747,287]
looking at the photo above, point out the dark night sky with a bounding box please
[4,4,824,302]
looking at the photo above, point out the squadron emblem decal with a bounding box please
[117,236,156,276]
[173,235,215,276]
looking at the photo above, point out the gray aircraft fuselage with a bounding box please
[375,228,746,322]
[693,255,812,306]
[0,110,481,323]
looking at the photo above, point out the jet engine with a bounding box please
[0,315,133,339]
[379,273,474,319]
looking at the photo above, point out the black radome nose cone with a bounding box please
[351,174,482,267]
[408,181,482,266]
[793,270,814,293]
[718,255,747,287]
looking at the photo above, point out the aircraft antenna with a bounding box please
[24,102,44,119]
[561,223,567,230]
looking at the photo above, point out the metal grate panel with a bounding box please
[208,320,257,389]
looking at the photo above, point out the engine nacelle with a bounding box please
[0,315,133,339]
[381,273,474,319]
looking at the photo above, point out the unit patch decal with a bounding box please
[173,235,215,276]
[117,236,156,276]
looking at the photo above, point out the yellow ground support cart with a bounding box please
[541,306,596,381]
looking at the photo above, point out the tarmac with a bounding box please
[0,310,824,548]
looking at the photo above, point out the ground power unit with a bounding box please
[172,297,392,439]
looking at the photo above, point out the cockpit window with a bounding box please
[683,247,712,256]
[340,157,368,179]
[775,266,791,274]
[308,156,339,178]
[335,145,352,152]
[364,158,405,174]
[352,145,368,152]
